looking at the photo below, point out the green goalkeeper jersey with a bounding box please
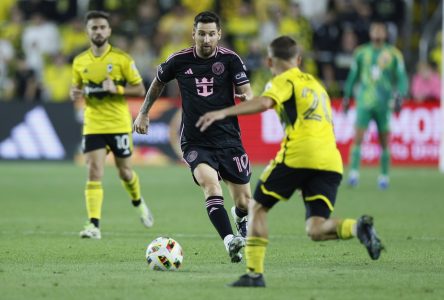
[344,43,408,110]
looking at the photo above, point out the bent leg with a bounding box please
[194,163,234,240]
[115,156,142,202]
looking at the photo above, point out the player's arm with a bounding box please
[393,50,409,113]
[196,96,275,132]
[343,49,361,112]
[133,78,166,134]
[70,59,84,101]
[234,83,254,101]
[102,76,146,97]
[70,84,84,101]
[395,51,409,97]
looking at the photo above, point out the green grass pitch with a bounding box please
[0,162,443,300]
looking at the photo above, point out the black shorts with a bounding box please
[82,133,133,158]
[183,145,251,185]
[253,162,342,219]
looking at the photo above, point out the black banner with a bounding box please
[0,102,82,160]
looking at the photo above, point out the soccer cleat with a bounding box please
[138,198,154,228]
[79,223,101,239]
[231,206,248,238]
[356,215,384,260]
[227,235,245,263]
[347,170,359,187]
[377,175,389,190]
[229,274,266,287]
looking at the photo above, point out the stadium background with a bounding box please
[1,2,444,299]
[0,0,442,166]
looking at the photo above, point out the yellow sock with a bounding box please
[337,219,357,239]
[245,237,269,274]
[85,181,103,219]
[121,171,141,200]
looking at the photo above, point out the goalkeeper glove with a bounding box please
[393,93,403,114]
[342,97,351,114]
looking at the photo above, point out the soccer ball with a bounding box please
[145,237,183,271]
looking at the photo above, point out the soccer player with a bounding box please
[133,11,251,263]
[196,36,384,287]
[70,11,154,239]
[343,21,408,189]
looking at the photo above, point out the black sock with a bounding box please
[205,196,233,239]
[132,199,141,207]
[235,206,248,218]
[90,218,99,228]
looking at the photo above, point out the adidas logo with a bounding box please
[184,68,193,75]
[0,106,65,159]
[209,207,219,214]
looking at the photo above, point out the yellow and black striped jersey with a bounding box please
[72,45,142,134]
[262,67,343,174]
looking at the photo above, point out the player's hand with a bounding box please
[102,76,117,94]
[342,97,350,114]
[196,110,227,132]
[235,93,250,102]
[133,113,150,134]
[393,93,403,114]
[70,87,84,101]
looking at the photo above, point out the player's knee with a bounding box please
[249,199,267,215]
[202,182,222,196]
[87,162,103,180]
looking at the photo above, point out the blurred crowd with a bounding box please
[0,0,442,103]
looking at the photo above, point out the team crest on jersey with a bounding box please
[212,62,224,75]
[195,77,214,97]
[186,150,198,163]
[107,64,113,73]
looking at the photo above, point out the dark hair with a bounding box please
[194,11,221,30]
[269,36,299,60]
[84,10,110,24]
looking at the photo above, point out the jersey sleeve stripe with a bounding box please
[156,73,166,84]
[165,47,194,63]
[218,47,246,64]
[235,79,250,86]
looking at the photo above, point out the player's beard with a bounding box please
[200,44,215,58]
[92,36,108,48]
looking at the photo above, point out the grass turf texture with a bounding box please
[0,163,443,300]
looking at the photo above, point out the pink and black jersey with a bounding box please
[156,46,250,149]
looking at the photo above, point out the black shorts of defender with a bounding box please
[82,133,133,158]
[253,163,342,219]
[183,146,251,185]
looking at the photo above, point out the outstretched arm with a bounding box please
[196,96,275,132]
[235,83,254,101]
[133,78,166,134]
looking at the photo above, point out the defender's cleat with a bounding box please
[229,274,266,287]
[357,215,384,260]
[231,206,248,238]
[80,223,101,239]
[347,170,359,187]
[138,198,154,228]
[377,175,389,190]
[228,235,245,263]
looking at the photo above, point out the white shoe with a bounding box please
[138,198,154,228]
[79,223,101,239]
[225,235,245,263]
